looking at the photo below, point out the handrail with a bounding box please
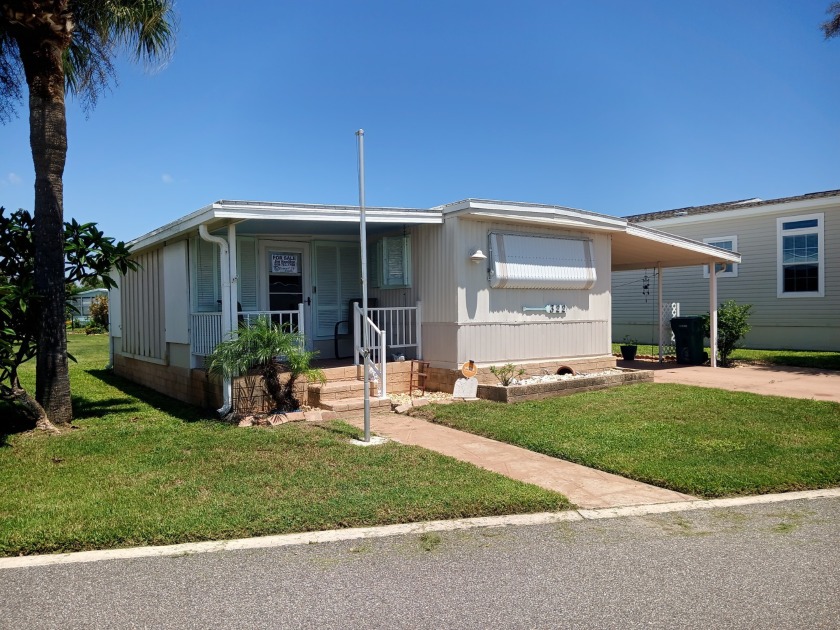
[354,303,387,398]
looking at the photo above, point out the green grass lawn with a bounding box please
[0,335,567,557]
[611,343,840,370]
[416,384,840,498]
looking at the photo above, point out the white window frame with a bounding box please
[776,212,824,298]
[702,236,738,278]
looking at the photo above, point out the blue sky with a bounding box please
[1,0,839,243]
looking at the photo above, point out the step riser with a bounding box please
[318,397,392,412]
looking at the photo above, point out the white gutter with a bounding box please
[199,224,233,417]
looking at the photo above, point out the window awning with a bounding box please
[489,232,597,290]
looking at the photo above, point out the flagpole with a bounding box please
[356,129,371,442]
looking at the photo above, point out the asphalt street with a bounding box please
[2,497,838,629]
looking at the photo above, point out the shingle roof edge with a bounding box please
[625,189,840,223]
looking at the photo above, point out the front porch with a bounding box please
[191,303,423,402]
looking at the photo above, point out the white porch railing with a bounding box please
[190,305,305,358]
[355,311,387,399]
[351,302,422,399]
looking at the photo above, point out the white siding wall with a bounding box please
[413,217,612,368]
[612,205,840,350]
[163,241,190,344]
[120,247,166,362]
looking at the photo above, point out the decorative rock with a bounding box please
[303,410,323,422]
[238,417,254,428]
[285,411,306,422]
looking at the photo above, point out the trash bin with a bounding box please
[670,316,707,365]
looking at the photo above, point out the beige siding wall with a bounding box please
[612,205,840,351]
[415,217,612,368]
[120,248,166,361]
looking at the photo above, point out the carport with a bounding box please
[610,223,742,367]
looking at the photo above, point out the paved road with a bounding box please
[3,497,838,629]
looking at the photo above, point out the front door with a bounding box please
[258,241,311,346]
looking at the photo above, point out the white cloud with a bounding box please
[5,172,22,185]
[161,173,174,184]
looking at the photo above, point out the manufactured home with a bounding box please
[612,190,839,352]
[109,198,739,411]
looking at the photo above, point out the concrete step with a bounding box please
[318,396,392,413]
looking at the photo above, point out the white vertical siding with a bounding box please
[163,241,189,344]
[457,320,610,365]
[121,248,166,361]
[413,217,613,366]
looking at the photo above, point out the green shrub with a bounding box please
[489,363,526,386]
[702,300,753,367]
[88,294,109,330]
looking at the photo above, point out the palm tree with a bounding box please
[208,318,326,417]
[0,1,175,425]
[824,3,840,39]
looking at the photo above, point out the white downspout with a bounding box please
[199,224,233,415]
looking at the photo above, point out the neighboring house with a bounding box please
[612,189,839,352]
[68,287,108,324]
[109,198,738,409]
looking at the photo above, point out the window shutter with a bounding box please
[314,243,340,337]
[340,244,361,319]
[380,235,411,287]
[194,237,220,311]
[367,241,380,288]
[313,242,363,339]
[237,237,258,310]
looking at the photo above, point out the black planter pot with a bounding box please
[620,345,638,361]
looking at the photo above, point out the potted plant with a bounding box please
[619,335,638,361]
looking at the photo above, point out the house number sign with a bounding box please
[270,253,300,274]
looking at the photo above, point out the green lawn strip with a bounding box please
[0,335,567,557]
[610,343,840,371]
[418,383,840,498]
[728,348,840,371]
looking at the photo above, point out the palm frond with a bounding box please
[64,0,177,107]
[823,2,840,39]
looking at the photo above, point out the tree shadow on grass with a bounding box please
[86,369,216,424]
[71,394,142,421]
[0,401,38,447]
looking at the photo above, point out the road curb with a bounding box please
[3,487,838,570]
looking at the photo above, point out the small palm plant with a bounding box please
[208,318,325,416]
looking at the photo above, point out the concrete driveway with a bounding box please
[619,359,840,403]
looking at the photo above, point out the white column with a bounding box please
[228,223,238,334]
[657,264,663,363]
[709,261,718,368]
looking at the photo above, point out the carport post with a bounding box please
[657,264,663,363]
[709,261,718,368]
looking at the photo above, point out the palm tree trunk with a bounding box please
[31,92,72,425]
[14,7,74,426]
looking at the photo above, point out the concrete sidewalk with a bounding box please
[619,360,840,403]
[348,414,694,509]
